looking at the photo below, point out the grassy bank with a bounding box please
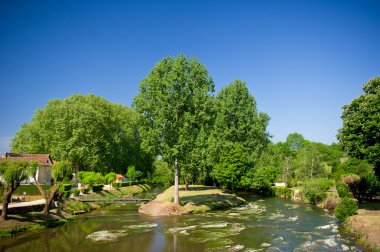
[140,185,245,216]
[344,202,380,251]
[0,184,151,238]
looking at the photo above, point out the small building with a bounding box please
[115,174,129,183]
[0,152,54,185]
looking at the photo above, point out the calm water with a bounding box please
[0,195,363,252]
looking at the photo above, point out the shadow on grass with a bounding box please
[178,186,218,191]
[359,199,380,211]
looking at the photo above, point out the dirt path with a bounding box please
[0,199,46,210]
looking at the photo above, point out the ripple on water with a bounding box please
[200,221,229,228]
[86,230,128,242]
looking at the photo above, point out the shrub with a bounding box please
[71,189,80,197]
[112,182,120,188]
[336,182,350,198]
[274,187,292,199]
[80,188,89,194]
[64,201,91,214]
[62,184,72,191]
[62,191,71,199]
[334,197,358,222]
[120,182,129,187]
[91,185,104,192]
[303,178,334,205]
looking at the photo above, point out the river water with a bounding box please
[1,195,363,252]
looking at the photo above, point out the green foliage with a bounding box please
[64,201,91,214]
[342,172,380,202]
[77,171,104,187]
[334,197,358,222]
[209,80,270,171]
[80,188,89,194]
[112,182,120,188]
[133,54,215,203]
[52,161,73,182]
[336,182,350,198]
[91,185,104,192]
[62,191,71,199]
[11,94,150,174]
[126,166,142,181]
[302,178,334,205]
[71,189,80,197]
[62,184,72,191]
[0,159,31,190]
[274,187,292,199]
[150,160,173,188]
[104,172,116,185]
[337,77,380,176]
[213,143,248,192]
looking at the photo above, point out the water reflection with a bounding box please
[1,196,364,252]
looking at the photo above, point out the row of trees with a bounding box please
[8,55,380,206]
[11,95,153,175]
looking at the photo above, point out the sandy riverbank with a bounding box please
[139,185,245,216]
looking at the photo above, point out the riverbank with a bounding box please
[139,185,245,216]
[345,208,380,251]
[0,184,151,238]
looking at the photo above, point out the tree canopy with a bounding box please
[337,77,380,177]
[133,54,214,204]
[11,94,147,174]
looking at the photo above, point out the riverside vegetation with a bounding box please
[2,55,379,249]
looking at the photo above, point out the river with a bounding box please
[0,195,363,251]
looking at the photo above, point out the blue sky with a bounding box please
[0,0,379,154]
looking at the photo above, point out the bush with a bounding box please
[336,182,350,198]
[64,201,91,214]
[303,178,334,205]
[71,189,80,197]
[274,187,292,199]
[62,191,71,199]
[80,188,89,194]
[91,185,104,192]
[334,197,358,222]
[62,184,72,191]
[112,182,120,188]
[120,182,129,187]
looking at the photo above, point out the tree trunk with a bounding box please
[1,190,12,221]
[174,158,179,205]
[42,182,58,215]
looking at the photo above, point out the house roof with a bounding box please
[1,152,53,165]
[116,174,125,179]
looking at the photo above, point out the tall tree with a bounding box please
[209,80,270,188]
[0,159,31,221]
[11,94,144,173]
[337,77,380,177]
[133,55,214,204]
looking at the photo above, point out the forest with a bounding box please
[8,55,380,205]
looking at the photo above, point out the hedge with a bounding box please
[62,184,72,191]
[274,187,292,199]
[71,189,80,197]
[14,185,52,195]
[92,185,104,192]
[334,197,358,222]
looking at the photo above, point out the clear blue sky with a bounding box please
[1,0,379,154]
